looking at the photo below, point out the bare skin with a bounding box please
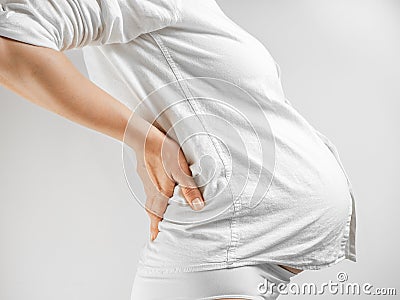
[0,36,205,241]
[278,264,303,274]
[0,37,303,296]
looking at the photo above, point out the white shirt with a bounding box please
[0,0,356,272]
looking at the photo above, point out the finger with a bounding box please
[136,150,176,200]
[147,210,162,241]
[145,194,169,241]
[172,152,205,211]
[145,193,169,221]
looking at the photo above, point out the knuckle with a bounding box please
[147,209,162,221]
[181,187,200,199]
[156,183,174,198]
[156,187,169,198]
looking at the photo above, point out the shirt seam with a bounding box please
[147,31,240,264]
[147,32,233,183]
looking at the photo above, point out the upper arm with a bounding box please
[0,36,26,84]
[0,0,183,52]
[0,35,65,94]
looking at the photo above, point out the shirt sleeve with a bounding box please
[0,0,182,51]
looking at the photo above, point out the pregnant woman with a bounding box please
[0,0,356,299]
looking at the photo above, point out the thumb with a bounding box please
[181,184,205,211]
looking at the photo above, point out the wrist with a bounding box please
[123,113,154,152]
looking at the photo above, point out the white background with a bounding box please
[1,0,399,299]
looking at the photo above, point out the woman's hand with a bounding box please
[0,37,205,242]
[125,115,205,241]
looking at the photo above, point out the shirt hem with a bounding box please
[136,253,356,276]
[0,27,59,51]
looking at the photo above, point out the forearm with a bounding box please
[0,37,131,142]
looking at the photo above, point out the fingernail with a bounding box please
[150,233,156,241]
[192,198,204,211]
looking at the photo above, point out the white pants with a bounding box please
[130,262,299,300]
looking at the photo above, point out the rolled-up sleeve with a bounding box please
[0,0,182,51]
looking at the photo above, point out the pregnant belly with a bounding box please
[268,123,353,239]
